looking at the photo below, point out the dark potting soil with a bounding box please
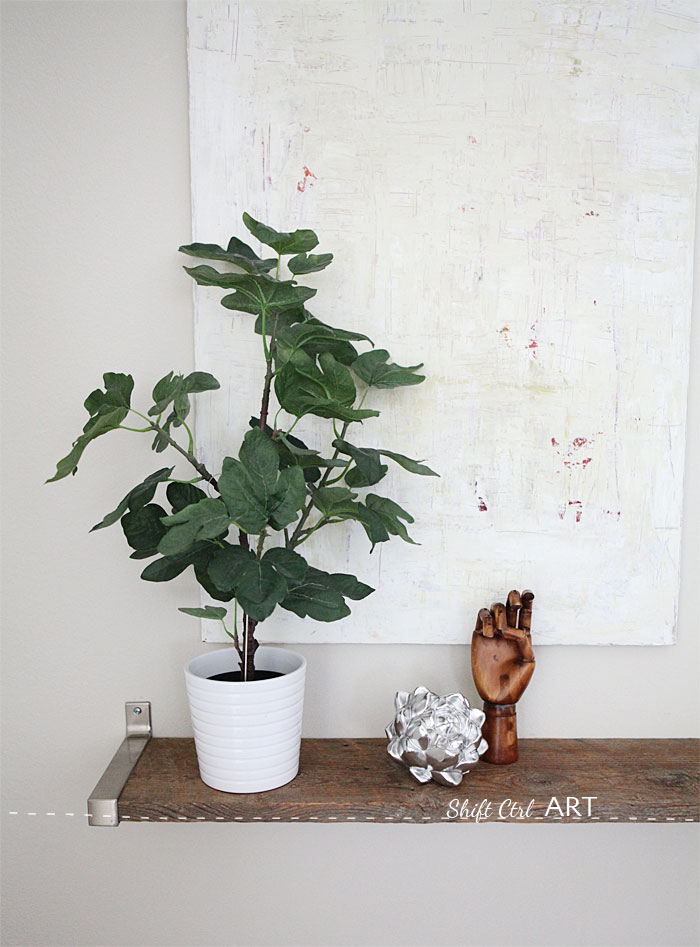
[207,670,284,682]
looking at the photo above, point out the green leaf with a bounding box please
[184,371,220,394]
[234,557,288,622]
[352,349,425,389]
[288,252,333,274]
[262,547,308,585]
[280,574,350,622]
[275,352,379,424]
[210,546,307,622]
[179,238,277,274]
[48,411,126,482]
[140,542,212,583]
[121,503,168,556]
[183,265,250,289]
[275,320,360,368]
[166,481,207,513]
[276,437,346,483]
[91,467,174,531]
[303,314,373,345]
[322,571,374,600]
[364,494,417,546]
[83,373,134,416]
[311,487,390,547]
[311,486,360,519]
[254,306,306,338]
[218,457,269,534]
[194,553,236,602]
[332,440,438,486]
[378,450,439,477]
[48,373,134,482]
[218,429,307,534]
[239,427,280,495]
[248,419,316,483]
[148,370,220,419]
[207,544,255,593]
[157,498,230,556]
[151,371,177,407]
[220,274,317,317]
[317,353,356,405]
[279,566,371,622]
[332,439,387,487]
[268,466,307,530]
[179,605,228,620]
[242,212,319,255]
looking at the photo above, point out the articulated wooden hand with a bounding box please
[471,590,535,764]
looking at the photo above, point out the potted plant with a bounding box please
[49,213,437,793]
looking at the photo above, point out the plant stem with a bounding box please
[259,338,276,430]
[181,419,195,454]
[220,617,241,656]
[285,415,302,437]
[130,410,219,490]
[324,460,351,486]
[293,516,328,546]
[288,420,350,547]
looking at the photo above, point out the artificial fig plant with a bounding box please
[49,213,437,679]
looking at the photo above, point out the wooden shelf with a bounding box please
[116,738,698,824]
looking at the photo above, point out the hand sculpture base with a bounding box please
[481,701,518,765]
[471,590,535,767]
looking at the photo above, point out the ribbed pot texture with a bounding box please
[184,646,306,793]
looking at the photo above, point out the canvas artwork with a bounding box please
[186,0,697,645]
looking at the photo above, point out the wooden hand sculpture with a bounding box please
[471,590,535,764]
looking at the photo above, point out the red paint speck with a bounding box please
[584,210,599,217]
[605,510,621,519]
[499,326,512,347]
[572,437,588,448]
[527,323,539,357]
[581,457,592,468]
[297,166,317,193]
[593,300,597,305]
[568,500,583,523]
[478,498,488,512]
[468,135,478,144]
[551,437,559,447]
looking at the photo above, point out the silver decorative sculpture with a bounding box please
[386,686,488,786]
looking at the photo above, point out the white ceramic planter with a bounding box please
[184,646,306,793]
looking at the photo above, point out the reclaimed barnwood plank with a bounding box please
[117,738,699,824]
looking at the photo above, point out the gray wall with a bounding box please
[1,3,698,945]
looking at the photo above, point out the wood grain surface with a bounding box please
[116,738,699,824]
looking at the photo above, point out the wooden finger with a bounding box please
[491,602,507,634]
[478,607,495,638]
[518,634,535,663]
[518,590,535,633]
[506,589,522,628]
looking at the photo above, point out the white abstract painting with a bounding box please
[186,0,697,645]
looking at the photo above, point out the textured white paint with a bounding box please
[187,0,697,645]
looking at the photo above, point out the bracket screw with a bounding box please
[132,707,142,715]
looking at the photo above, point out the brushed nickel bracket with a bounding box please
[87,702,152,827]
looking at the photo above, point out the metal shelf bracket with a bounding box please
[87,702,152,827]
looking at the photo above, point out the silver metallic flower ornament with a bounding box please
[385,686,488,786]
